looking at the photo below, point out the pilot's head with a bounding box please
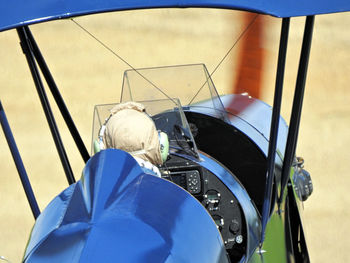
[102,101,168,166]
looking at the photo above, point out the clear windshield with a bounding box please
[121,64,229,122]
[92,98,200,159]
[92,64,229,159]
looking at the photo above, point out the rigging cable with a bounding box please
[189,13,259,104]
[71,19,176,104]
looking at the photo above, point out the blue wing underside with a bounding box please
[1,0,350,32]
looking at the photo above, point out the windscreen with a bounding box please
[92,98,200,159]
[121,64,229,122]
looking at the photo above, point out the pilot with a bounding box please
[95,101,169,177]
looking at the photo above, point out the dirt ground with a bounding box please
[0,9,349,262]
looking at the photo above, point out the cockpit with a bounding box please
[91,64,266,262]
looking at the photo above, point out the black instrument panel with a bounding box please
[161,154,246,261]
[169,170,201,194]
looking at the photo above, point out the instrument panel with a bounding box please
[168,170,201,195]
[161,154,246,262]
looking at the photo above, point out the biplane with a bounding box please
[1,0,349,262]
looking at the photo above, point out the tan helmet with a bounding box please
[103,101,163,165]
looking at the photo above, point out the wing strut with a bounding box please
[0,101,40,219]
[260,17,290,244]
[279,16,315,204]
[17,27,75,185]
[23,26,90,163]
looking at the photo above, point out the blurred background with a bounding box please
[0,9,349,262]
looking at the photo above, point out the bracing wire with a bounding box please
[71,19,176,104]
[188,14,259,105]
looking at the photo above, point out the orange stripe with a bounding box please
[232,12,265,99]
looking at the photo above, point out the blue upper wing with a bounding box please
[1,0,350,32]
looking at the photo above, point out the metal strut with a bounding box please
[17,27,76,185]
[24,26,90,163]
[0,101,40,219]
[279,16,315,204]
[260,17,290,244]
